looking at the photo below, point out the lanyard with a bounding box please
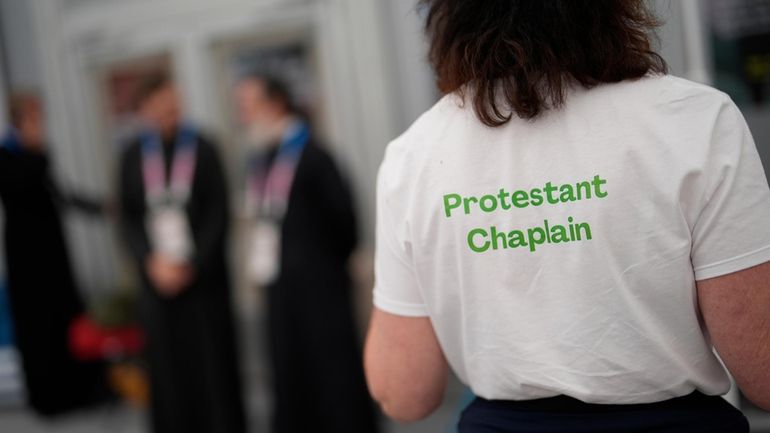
[141,124,198,208]
[247,120,310,220]
[0,127,22,153]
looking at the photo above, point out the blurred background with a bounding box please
[0,0,768,432]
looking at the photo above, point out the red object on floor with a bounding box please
[69,315,144,361]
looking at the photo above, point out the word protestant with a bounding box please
[443,175,608,253]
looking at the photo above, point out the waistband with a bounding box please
[472,391,726,413]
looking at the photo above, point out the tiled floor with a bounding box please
[0,309,470,433]
[0,405,144,433]
[0,397,460,433]
[2,389,770,433]
[0,371,466,433]
[745,405,770,433]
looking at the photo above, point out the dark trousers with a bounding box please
[459,392,749,433]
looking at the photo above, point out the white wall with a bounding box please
[0,48,7,280]
[22,0,403,298]
[379,0,437,132]
[0,42,8,132]
[651,0,711,82]
[0,0,41,91]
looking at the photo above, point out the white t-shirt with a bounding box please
[373,74,770,404]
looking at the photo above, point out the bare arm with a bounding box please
[364,308,449,422]
[697,261,770,410]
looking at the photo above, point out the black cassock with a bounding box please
[265,141,379,433]
[0,147,103,415]
[119,133,245,433]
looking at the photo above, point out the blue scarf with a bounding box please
[247,120,311,220]
[0,127,22,153]
[140,123,199,207]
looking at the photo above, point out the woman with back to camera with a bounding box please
[364,1,770,432]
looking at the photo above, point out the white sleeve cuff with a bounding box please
[694,244,770,281]
[373,289,430,317]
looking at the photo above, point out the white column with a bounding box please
[680,0,712,84]
[0,57,7,129]
[0,45,7,279]
[319,0,400,245]
[381,0,437,132]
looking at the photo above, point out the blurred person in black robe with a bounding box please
[235,75,379,433]
[0,93,105,415]
[118,74,245,433]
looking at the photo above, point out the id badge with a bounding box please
[248,221,281,286]
[148,206,194,263]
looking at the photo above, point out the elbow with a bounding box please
[363,308,449,422]
[727,358,770,411]
[371,387,443,423]
[366,367,444,422]
[740,385,770,412]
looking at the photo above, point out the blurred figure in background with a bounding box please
[0,93,105,415]
[236,75,379,433]
[118,74,245,433]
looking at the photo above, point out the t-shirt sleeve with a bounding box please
[691,97,770,280]
[372,144,429,317]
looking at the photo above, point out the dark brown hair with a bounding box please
[421,0,667,126]
[246,73,298,115]
[133,71,172,111]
